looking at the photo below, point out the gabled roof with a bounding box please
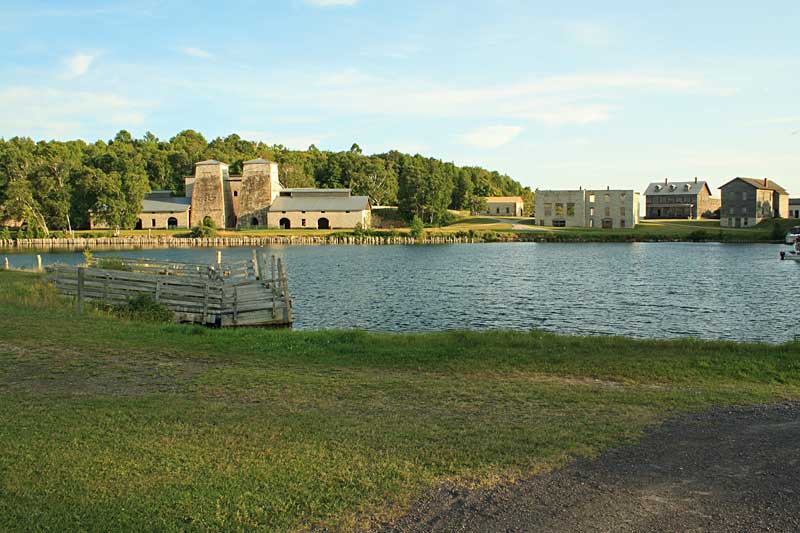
[243,158,273,165]
[141,194,191,213]
[486,196,524,203]
[269,195,370,213]
[194,159,227,166]
[719,177,788,194]
[644,181,711,196]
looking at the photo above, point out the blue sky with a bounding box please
[1,0,799,193]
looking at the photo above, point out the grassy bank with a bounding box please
[6,217,793,245]
[1,271,799,530]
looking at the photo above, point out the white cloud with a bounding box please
[180,47,212,59]
[305,0,358,6]
[459,125,523,149]
[63,52,97,78]
[0,86,148,139]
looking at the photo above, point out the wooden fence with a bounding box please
[47,252,291,327]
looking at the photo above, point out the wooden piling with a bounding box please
[36,255,42,272]
[3,257,8,271]
[76,267,85,314]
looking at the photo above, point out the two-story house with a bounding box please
[719,178,789,227]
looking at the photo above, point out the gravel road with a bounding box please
[381,402,800,532]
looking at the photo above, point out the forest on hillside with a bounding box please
[0,130,533,234]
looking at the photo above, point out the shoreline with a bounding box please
[0,233,784,250]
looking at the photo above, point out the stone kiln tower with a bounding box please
[238,158,282,227]
[190,160,228,228]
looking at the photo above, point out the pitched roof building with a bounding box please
[484,196,525,217]
[719,177,789,228]
[643,178,719,219]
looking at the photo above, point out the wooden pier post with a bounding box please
[278,258,292,324]
[216,251,222,269]
[36,255,42,272]
[76,267,85,314]
[3,257,8,271]
[251,249,259,280]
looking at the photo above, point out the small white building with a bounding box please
[534,188,640,229]
[266,189,371,229]
[484,196,525,217]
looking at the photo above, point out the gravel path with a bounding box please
[382,403,800,532]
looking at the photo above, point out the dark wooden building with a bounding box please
[644,178,719,219]
[719,178,789,228]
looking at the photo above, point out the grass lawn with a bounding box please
[1,271,799,530]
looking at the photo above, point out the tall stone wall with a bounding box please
[238,162,281,227]
[191,163,226,228]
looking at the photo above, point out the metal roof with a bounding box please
[141,195,191,213]
[486,196,524,203]
[194,159,227,166]
[719,177,788,194]
[269,195,370,213]
[243,158,273,165]
[644,181,711,196]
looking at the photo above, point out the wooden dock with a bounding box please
[47,252,292,327]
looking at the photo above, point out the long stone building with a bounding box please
[534,188,640,229]
[93,158,371,230]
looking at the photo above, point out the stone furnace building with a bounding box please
[534,188,640,229]
[643,178,720,219]
[719,178,789,228]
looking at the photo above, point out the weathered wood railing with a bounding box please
[47,253,291,327]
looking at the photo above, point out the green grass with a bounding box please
[1,271,799,530]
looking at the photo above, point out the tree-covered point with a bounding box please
[0,131,533,233]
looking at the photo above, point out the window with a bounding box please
[620,219,626,228]
[728,207,734,215]
[346,210,350,213]
[742,191,747,201]
[151,219,156,227]
[553,220,566,227]
[604,207,610,217]
[728,217,733,226]
[555,203,564,216]
[604,194,610,203]
[588,194,595,203]
[620,206,626,216]
[743,218,749,226]
[496,208,500,214]
[302,211,306,214]
[506,207,510,214]
[741,207,747,215]
[589,219,595,228]
[566,203,575,216]
[544,203,552,217]
[321,211,326,213]
[590,207,595,216]
[621,193,626,199]
[233,190,238,197]
[302,218,306,227]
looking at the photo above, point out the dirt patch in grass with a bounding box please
[0,341,215,397]
[382,402,800,532]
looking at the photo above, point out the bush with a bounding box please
[191,217,218,238]
[114,293,174,323]
[771,220,787,241]
[410,216,425,240]
[687,229,709,242]
[0,227,11,240]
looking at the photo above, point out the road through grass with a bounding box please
[1,271,799,530]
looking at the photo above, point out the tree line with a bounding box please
[0,130,533,234]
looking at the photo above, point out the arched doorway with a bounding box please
[135,218,143,230]
[279,218,291,229]
[318,217,330,229]
[167,217,178,229]
[251,217,259,227]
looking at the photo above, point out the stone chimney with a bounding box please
[694,177,698,183]
[190,160,228,228]
[764,178,769,187]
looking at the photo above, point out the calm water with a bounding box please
[3,243,797,343]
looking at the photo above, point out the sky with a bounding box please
[1,0,799,193]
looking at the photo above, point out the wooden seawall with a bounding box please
[2,234,484,250]
[47,253,292,327]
